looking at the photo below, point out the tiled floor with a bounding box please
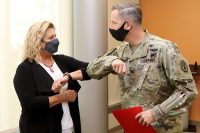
[2,125,200,133]
[114,125,200,133]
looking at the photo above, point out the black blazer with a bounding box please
[13,54,90,133]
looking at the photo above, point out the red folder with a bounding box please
[112,106,156,133]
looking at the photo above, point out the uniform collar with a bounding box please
[129,32,150,61]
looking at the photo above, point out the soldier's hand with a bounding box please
[111,59,126,76]
[135,109,155,126]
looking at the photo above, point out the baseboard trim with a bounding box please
[0,128,19,133]
[189,120,200,126]
[108,125,122,133]
[108,102,121,114]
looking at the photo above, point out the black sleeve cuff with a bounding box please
[80,68,91,80]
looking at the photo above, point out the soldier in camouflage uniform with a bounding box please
[86,3,198,133]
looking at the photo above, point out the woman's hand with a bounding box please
[52,76,68,93]
[63,90,77,102]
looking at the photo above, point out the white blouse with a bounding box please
[39,62,74,131]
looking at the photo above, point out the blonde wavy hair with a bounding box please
[22,21,55,62]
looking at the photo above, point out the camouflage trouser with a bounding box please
[153,116,183,133]
[155,128,182,133]
[124,125,182,133]
[123,116,182,133]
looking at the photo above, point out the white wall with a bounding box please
[0,0,72,131]
[0,0,21,131]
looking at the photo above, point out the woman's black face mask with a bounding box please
[109,21,131,42]
[42,38,59,54]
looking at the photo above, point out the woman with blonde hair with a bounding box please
[13,21,90,133]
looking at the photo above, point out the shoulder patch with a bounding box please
[180,60,188,72]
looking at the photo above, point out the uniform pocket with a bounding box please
[129,63,161,95]
[142,65,161,94]
[136,64,150,90]
[126,64,150,91]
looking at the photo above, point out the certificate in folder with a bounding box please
[112,106,156,133]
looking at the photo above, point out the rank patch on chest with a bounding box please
[180,60,188,72]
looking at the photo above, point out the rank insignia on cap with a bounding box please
[180,60,188,72]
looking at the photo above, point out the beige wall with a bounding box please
[107,0,139,130]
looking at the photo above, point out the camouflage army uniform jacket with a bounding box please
[87,32,198,133]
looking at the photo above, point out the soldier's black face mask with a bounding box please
[109,21,131,42]
[42,38,59,54]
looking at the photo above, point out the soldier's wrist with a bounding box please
[107,56,119,67]
[151,104,165,120]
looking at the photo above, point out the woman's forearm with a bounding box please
[63,70,83,83]
[49,93,66,108]
[70,70,83,80]
[49,90,77,108]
